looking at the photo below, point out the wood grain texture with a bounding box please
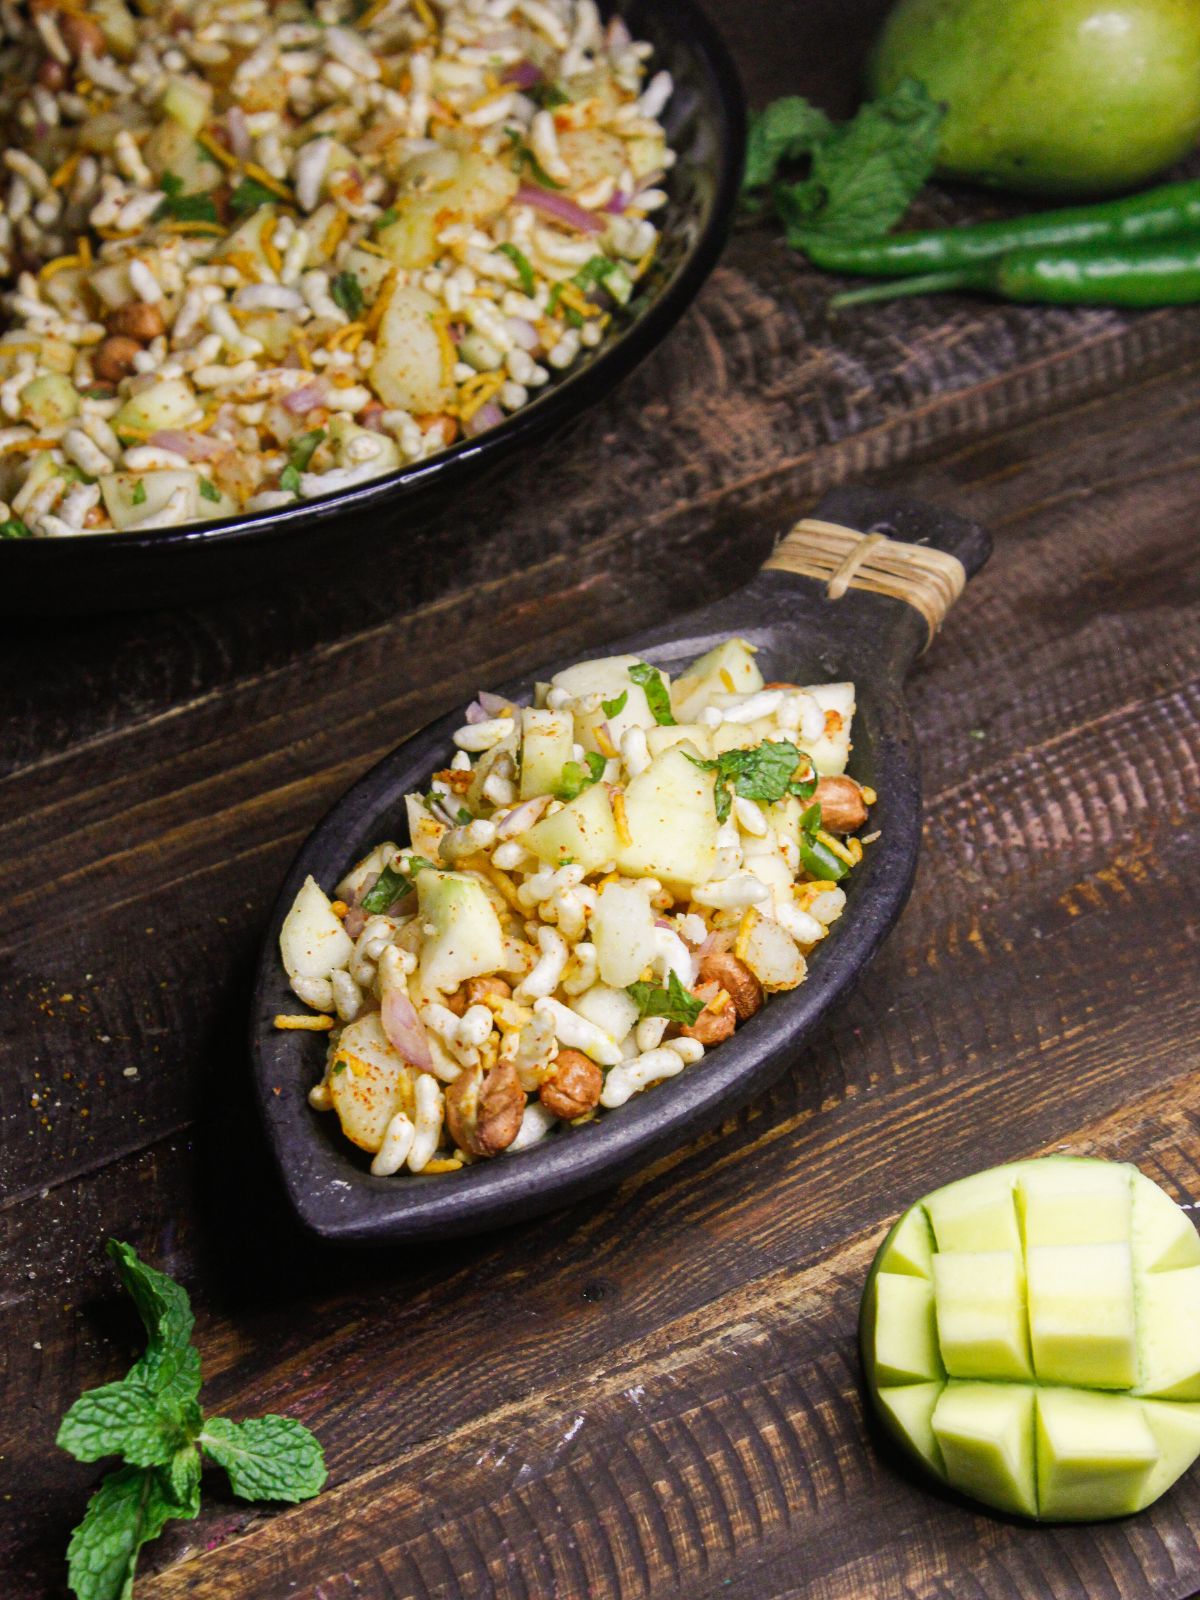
[3,2,1200,1596]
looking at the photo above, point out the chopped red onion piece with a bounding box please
[463,400,504,438]
[464,700,488,724]
[282,382,326,415]
[604,190,629,214]
[515,183,605,234]
[147,429,225,461]
[496,794,551,838]
[502,58,543,89]
[381,986,434,1071]
[226,106,251,161]
[477,689,514,716]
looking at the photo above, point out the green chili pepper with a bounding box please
[831,237,1200,311]
[801,179,1200,279]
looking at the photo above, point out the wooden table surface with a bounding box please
[5,2,1200,1595]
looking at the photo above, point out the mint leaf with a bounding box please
[628,662,675,726]
[687,740,813,822]
[67,1464,195,1600]
[330,270,364,319]
[106,1241,200,1407]
[600,689,627,719]
[627,970,704,1028]
[198,476,220,503]
[201,1416,327,1503]
[165,1444,202,1509]
[57,1382,186,1468]
[555,751,606,801]
[360,853,434,915]
[130,479,146,507]
[744,96,833,192]
[774,78,943,245]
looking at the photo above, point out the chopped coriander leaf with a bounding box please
[287,428,326,471]
[280,426,325,493]
[374,206,399,230]
[800,834,849,882]
[130,479,147,507]
[0,516,31,538]
[504,127,564,189]
[497,241,536,295]
[229,176,279,215]
[198,477,220,503]
[556,751,606,801]
[155,173,219,224]
[628,662,675,725]
[531,80,570,109]
[330,270,365,319]
[573,255,619,292]
[601,689,627,718]
[627,970,704,1027]
[360,854,435,914]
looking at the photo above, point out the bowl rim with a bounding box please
[2,0,745,561]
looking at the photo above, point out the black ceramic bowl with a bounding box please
[2,0,744,615]
[251,487,991,1244]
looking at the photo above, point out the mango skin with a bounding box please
[869,0,1200,196]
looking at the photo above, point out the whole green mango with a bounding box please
[870,0,1200,195]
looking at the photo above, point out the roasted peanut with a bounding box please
[538,1048,602,1120]
[445,1058,525,1157]
[106,302,166,344]
[37,57,66,89]
[697,950,763,1022]
[813,774,868,834]
[58,11,106,59]
[680,981,736,1045]
[92,335,141,384]
[443,985,468,1017]
[465,976,512,1005]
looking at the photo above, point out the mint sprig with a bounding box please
[59,1241,326,1600]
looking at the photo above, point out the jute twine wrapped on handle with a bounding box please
[765,518,967,647]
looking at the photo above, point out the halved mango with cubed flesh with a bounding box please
[861,1155,1200,1520]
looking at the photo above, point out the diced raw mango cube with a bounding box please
[1132,1172,1200,1273]
[1035,1390,1158,1521]
[932,1383,1038,1518]
[1135,1267,1200,1400]
[1027,1243,1137,1389]
[926,1167,1021,1253]
[933,1251,1032,1380]
[878,1204,935,1279]
[1136,1401,1200,1511]
[876,1383,946,1475]
[873,1275,943,1386]
[1018,1159,1132,1248]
